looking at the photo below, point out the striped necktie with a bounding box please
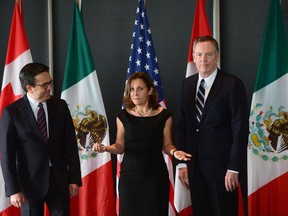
[196,79,205,122]
[37,103,48,143]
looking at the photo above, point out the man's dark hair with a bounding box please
[19,63,49,92]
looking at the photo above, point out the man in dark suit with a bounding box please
[176,36,249,216]
[0,63,82,216]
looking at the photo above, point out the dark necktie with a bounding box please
[196,79,205,122]
[37,103,48,142]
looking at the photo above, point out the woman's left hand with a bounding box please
[92,143,106,153]
[173,150,192,161]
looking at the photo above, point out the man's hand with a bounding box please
[10,192,25,208]
[178,167,190,189]
[225,171,239,192]
[69,184,79,198]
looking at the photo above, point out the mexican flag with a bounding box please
[247,0,288,215]
[61,1,115,215]
[0,1,32,215]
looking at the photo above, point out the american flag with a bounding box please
[126,0,165,106]
[116,0,176,215]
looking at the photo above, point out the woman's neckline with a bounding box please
[125,108,164,118]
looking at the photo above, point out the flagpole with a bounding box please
[213,0,220,68]
[48,0,54,94]
[77,0,82,10]
[17,0,21,13]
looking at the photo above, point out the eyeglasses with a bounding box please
[31,80,53,89]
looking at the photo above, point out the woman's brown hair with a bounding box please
[123,72,160,110]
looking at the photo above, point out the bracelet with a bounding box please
[172,149,179,157]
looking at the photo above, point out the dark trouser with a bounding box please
[190,163,238,216]
[21,168,70,216]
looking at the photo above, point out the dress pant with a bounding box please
[21,168,70,216]
[189,163,238,216]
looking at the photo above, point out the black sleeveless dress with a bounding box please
[117,109,171,216]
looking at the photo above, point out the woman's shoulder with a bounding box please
[153,107,173,120]
[160,108,173,118]
[115,109,127,118]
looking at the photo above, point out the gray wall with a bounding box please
[1,0,288,201]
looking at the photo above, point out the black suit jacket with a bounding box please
[0,95,82,199]
[176,69,249,179]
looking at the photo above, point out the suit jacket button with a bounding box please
[196,129,199,132]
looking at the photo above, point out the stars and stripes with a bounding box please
[126,0,164,103]
[116,0,175,215]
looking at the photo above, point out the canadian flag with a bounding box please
[174,0,245,215]
[174,0,211,215]
[185,0,211,78]
[0,1,32,216]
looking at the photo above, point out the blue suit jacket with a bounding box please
[176,69,249,178]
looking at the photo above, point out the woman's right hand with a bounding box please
[92,143,106,153]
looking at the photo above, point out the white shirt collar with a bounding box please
[198,68,218,89]
[26,93,47,114]
[197,68,218,100]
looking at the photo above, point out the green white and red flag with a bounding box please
[248,0,288,215]
[61,1,115,215]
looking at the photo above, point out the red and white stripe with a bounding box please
[0,1,32,215]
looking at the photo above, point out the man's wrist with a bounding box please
[177,163,187,169]
[227,169,239,174]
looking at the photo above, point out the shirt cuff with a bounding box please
[227,169,239,174]
[177,163,187,169]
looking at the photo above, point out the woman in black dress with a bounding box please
[93,72,191,216]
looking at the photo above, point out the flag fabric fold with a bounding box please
[116,0,176,215]
[174,165,193,216]
[61,1,115,216]
[248,0,288,215]
[185,0,211,78]
[0,1,32,215]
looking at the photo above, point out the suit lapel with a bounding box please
[46,97,55,143]
[188,76,199,124]
[22,95,45,141]
[22,95,38,127]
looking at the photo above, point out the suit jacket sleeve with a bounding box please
[228,77,249,172]
[0,108,22,196]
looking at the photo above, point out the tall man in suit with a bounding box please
[0,63,82,216]
[176,36,249,216]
